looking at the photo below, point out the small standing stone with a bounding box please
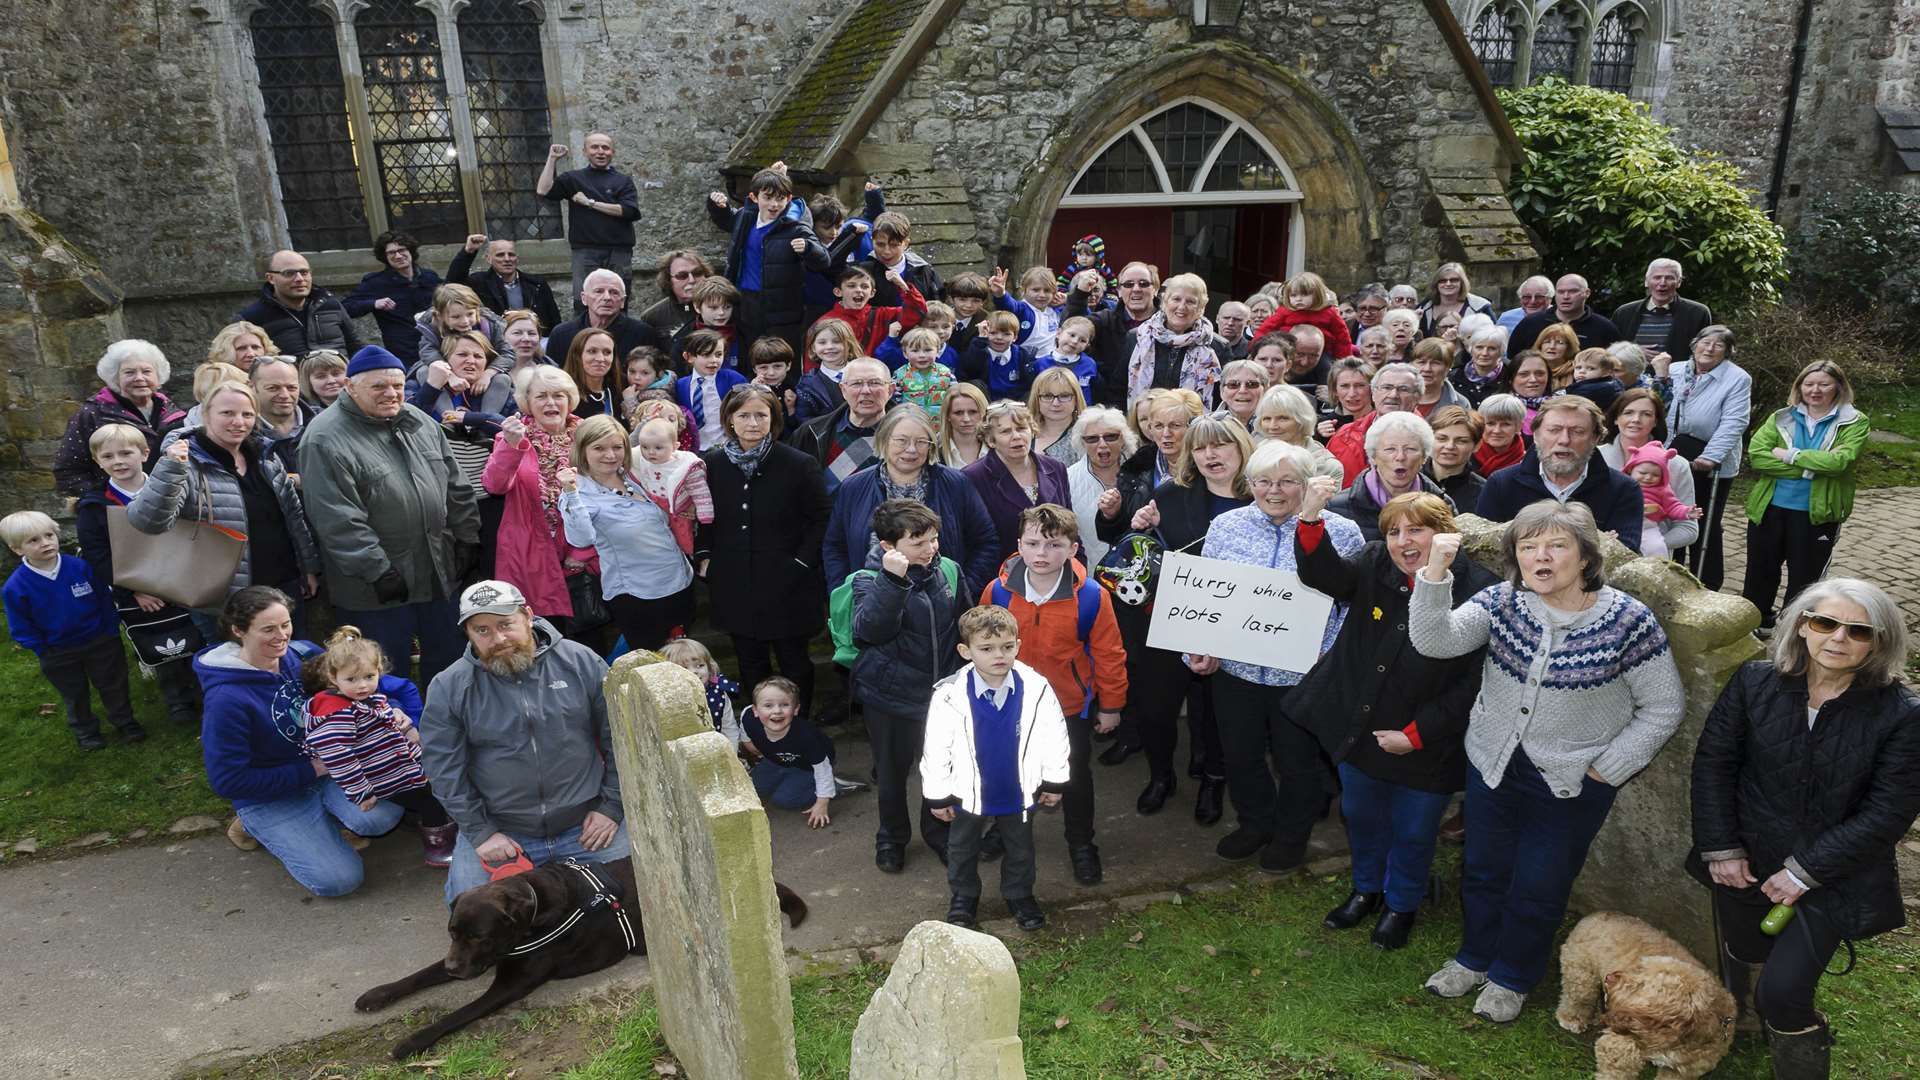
[850,920,1026,1079]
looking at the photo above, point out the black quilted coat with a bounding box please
[1690,661,1920,938]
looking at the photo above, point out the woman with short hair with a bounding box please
[1659,324,1752,591]
[499,309,553,375]
[1254,384,1344,485]
[484,366,595,628]
[1691,578,1919,1072]
[1450,326,1509,408]
[823,405,999,598]
[962,400,1072,564]
[1216,359,1270,430]
[1316,356,1378,441]
[1411,501,1684,1023]
[1474,393,1529,476]
[1329,411,1451,541]
[1124,272,1228,405]
[54,339,189,496]
[1066,405,1137,568]
[416,331,518,578]
[1416,261,1494,337]
[1423,405,1485,516]
[345,230,443,363]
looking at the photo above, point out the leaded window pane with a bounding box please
[1070,133,1160,196]
[250,0,367,251]
[1142,103,1230,191]
[356,0,466,243]
[458,0,562,241]
[1202,131,1286,192]
[1532,8,1582,83]
[1590,8,1641,95]
[1469,4,1519,90]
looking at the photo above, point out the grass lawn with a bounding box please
[1850,383,1920,491]
[185,852,1920,1079]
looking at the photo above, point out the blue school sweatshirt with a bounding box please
[3,555,118,655]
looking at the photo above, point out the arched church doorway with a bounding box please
[1045,98,1305,306]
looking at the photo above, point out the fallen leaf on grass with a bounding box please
[1171,1015,1205,1034]
[652,1061,680,1076]
[1175,984,1193,994]
[1147,1055,1171,1072]
[1202,944,1217,956]
[1094,997,1119,1013]
[38,704,56,715]
[1249,967,1262,977]
[1053,1014,1070,1030]
[1200,1038,1222,1058]
[1129,930,1145,943]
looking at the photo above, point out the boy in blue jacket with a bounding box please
[989,265,1064,357]
[3,510,140,749]
[803,181,885,324]
[957,310,1033,401]
[706,164,830,360]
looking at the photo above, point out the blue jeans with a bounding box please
[751,759,818,811]
[444,821,632,906]
[1338,763,1452,914]
[235,779,406,897]
[337,595,463,695]
[1458,749,1618,993]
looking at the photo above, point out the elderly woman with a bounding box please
[484,366,595,629]
[564,327,623,420]
[1354,325,1395,370]
[1412,501,1684,1023]
[1107,415,1252,822]
[1741,360,1869,635]
[1600,387,1698,556]
[1381,309,1421,364]
[1657,324,1752,591]
[1450,325,1509,408]
[1473,394,1529,476]
[1124,272,1228,405]
[1188,440,1365,871]
[207,321,272,374]
[1066,405,1136,568]
[54,340,189,496]
[557,415,694,652]
[1254,384,1343,485]
[1417,262,1494,337]
[415,331,518,576]
[697,385,832,717]
[1216,359,1270,430]
[823,405,1000,598]
[300,350,349,410]
[1534,323,1580,388]
[1316,356,1377,440]
[1423,406,1485,516]
[1329,411,1451,541]
[1327,362,1423,489]
[128,381,319,631]
[1291,483,1496,948]
[198,586,405,896]
[1028,366,1086,466]
[1691,578,1919,1071]
[963,400,1073,564]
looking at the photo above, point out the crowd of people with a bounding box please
[5,138,1915,1079]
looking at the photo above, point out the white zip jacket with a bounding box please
[920,661,1071,820]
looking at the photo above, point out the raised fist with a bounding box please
[464,233,488,253]
[500,415,527,444]
[548,144,569,160]
[556,465,579,492]
[1424,533,1462,581]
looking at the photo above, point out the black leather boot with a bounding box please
[1766,1014,1832,1079]
[1721,943,1765,1034]
[1322,890,1383,930]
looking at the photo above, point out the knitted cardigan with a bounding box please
[1408,577,1684,798]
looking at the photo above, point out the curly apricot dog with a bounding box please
[1555,911,1735,1080]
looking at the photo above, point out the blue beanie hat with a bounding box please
[346,345,406,378]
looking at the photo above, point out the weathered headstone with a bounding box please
[604,651,799,1080]
[850,920,1026,1079]
[1458,514,1762,959]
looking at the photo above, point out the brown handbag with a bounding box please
[106,475,247,610]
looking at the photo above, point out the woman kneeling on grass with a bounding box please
[1409,500,1683,1023]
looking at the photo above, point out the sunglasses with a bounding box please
[1083,432,1123,443]
[1801,613,1875,643]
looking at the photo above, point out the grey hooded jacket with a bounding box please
[418,617,622,843]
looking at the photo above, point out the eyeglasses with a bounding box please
[1038,392,1075,404]
[383,248,409,258]
[1249,476,1302,491]
[1082,432,1123,444]
[842,379,889,390]
[1375,383,1419,396]
[1222,380,1263,391]
[888,436,933,451]
[1355,304,1387,314]
[270,268,313,278]
[670,269,705,280]
[1117,280,1152,289]
[1801,613,1876,643]
[1144,421,1189,435]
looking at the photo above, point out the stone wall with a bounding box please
[1773,0,1920,230]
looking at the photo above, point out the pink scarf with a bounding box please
[525,416,578,539]
[1126,312,1222,404]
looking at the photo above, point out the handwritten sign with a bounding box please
[1146,551,1336,674]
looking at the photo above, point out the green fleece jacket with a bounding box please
[1743,404,1870,526]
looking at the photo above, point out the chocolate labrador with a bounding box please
[356,857,808,1060]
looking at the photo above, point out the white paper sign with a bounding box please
[1146,551,1336,674]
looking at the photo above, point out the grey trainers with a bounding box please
[1424,960,1489,998]
[1472,982,1527,1023]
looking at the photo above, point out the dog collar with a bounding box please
[504,859,637,957]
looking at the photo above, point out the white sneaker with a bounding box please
[1472,981,1527,1023]
[1424,960,1489,998]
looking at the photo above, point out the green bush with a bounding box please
[1788,189,1920,344]
[1498,79,1788,317]
[1725,300,1909,418]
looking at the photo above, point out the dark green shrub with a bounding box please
[1726,300,1908,417]
[1788,190,1920,346]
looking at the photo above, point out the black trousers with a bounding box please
[1128,646,1224,782]
[388,784,451,827]
[948,808,1037,901]
[732,632,817,718]
[1715,884,1844,1031]
[39,633,135,740]
[1741,505,1841,627]
[609,586,694,654]
[1212,674,1322,856]
[153,658,202,720]
[1061,711,1095,847]
[734,290,803,372]
[1679,471,1736,590]
[865,705,948,853]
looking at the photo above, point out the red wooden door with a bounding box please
[1045,207,1171,281]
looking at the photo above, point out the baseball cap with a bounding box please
[458,579,527,624]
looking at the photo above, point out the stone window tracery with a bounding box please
[1589,7,1643,95]
[1064,100,1300,205]
[1464,1,1658,98]
[1531,6,1584,82]
[1468,4,1520,89]
[248,0,367,251]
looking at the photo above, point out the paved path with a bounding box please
[1718,485,1920,639]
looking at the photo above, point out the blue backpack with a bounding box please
[986,573,1105,717]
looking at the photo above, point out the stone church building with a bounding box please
[0,0,1913,510]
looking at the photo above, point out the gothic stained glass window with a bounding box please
[249,0,367,251]
[1468,4,1520,89]
[355,0,467,243]
[1070,133,1159,196]
[1590,7,1642,95]
[1532,7,1583,83]
[457,0,562,241]
[1142,103,1231,191]
[1202,131,1286,192]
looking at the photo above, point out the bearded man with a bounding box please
[419,580,627,904]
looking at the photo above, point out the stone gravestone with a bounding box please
[604,652,799,1080]
[1457,514,1762,960]
[851,920,1026,1079]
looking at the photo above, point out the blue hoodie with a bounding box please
[198,642,315,808]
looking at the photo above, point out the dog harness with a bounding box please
[503,859,637,957]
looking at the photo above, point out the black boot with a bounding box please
[1098,740,1142,766]
[1370,909,1417,950]
[1766,1015,1832,1079]
[1721,944,1765,1034]
[1322,891,1382,930]
[1192,778,1224,825]
[1136,775,1175,815]
[946,894,979,929]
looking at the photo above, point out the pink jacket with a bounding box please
[481,432,595,618]
[1252,304,1356,358]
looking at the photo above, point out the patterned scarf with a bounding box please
[526,415,579,539]
[721,434,773,480]
[1126,312,1222,404]
[879,466,929,504]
